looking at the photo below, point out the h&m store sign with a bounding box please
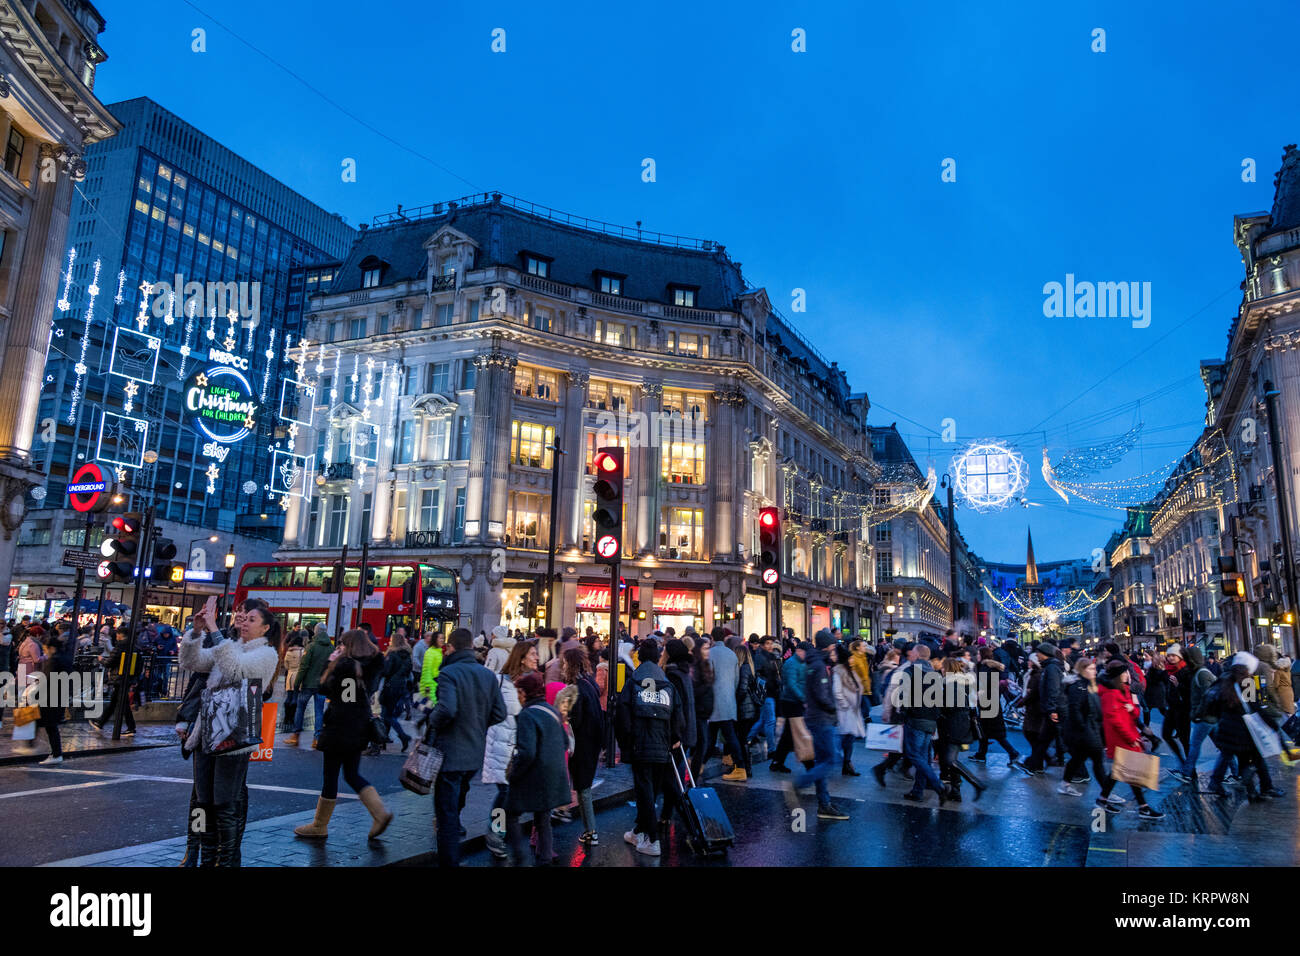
[575,585,703,614]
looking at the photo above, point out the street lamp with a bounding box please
[181,534,220,624]
[886,603,896,634]
[222,545,236,630]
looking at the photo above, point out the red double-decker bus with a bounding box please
[233,561,458,649]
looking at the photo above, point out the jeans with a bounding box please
[793,720,838,806]
[904,726,945,796]
[1209,746,1271,794]
[293,691,326,736]
[434,769,474,867]
[1025,723,1058,771]
[1067,745,1108,790]
[974,734,1020,760]
[632,761,667,842]
[577,787,596,832]
[321,747,368,800]
[709,719,745,772]
[749,697,777,750]
[1181,721,1213,777]
[380,698,410,746]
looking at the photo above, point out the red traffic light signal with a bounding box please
[100,512,142,582]
[592,447,624,565]
[758,506,781,587]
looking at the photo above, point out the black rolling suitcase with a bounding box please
[668,749,734,854]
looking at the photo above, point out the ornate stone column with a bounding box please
[466,338,516,544]
[710,381,745,562]
[559,367,589,549]
[637,380,662,554]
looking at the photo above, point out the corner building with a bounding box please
[280,193,883,640]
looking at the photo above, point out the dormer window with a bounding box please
[523,253,551,278]
[359,254,388,289]
[596,271,625,296]
[670,285,697,308]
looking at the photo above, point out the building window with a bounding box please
[670,286,697,308]
[874,487,891,506]
[451,488,466,543]
[4,127,25,179]
[423,417,449,460]
[455,416,472,459]
[587,380,633,411]
[665,332,708,357]
[403,365,421,395]
[660,507,705,559]
[435,303,453,327]
[428,362,451,394]
[594,321,632,347]
[377,313,389,334]
[598,274,623,296]
[661,390,709,421]
[876,552,894,584]
[460,362,477,391]
[326,495,349,548]
[507,492,548,548]
[513,366,559,401]
[362,267,381,288]
[510,421,555,469]
[360,492,373,539]
[529,306,551,332]
[525,255,550,278]
[419,488,441,532]
[662,440,706,484]
[585,432,630,475]
[308,497,321,546]
[396,420,415,464]
[876,521,891,543]
[349,316,365,339]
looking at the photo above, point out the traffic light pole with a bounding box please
[357,537,370,629]
[112,505,156,741]
[605,558,621,769]
[72,510,94,627]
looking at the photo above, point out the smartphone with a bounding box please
[201,595,218,630]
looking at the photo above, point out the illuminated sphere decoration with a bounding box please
[951,440,1030,512]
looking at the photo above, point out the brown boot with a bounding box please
[358,785,393,839]
[284,733,300,747]
[721,766,748,782]
[721,754,735,770]
[293,797,335,838]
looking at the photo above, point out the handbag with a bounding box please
[789,716,814,763]
[13,705,39,727]
[1238,686,1283,758]
[399,737,444,795]
[198,678,264,756]
[1111,746,1160,790]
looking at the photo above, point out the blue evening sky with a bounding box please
[91,0,1299,565]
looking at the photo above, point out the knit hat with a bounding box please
[491,624,509,642]
[515,672,546,699]
[1255,644,1278,665]
[1104,659,1130,680]
[1165,643,1183,659]
[814,629,836,650]
[1036,642,1059,658]
[561,626,578,641]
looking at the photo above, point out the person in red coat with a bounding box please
[1096,660,1165,819]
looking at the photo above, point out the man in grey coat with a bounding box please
[428,628,507,866]
[706,627,746,778]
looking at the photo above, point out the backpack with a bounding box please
[1190,668,1216,721]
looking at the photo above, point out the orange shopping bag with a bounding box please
[249,702,278,762]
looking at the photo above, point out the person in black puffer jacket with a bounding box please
[973,648,1023,767]
[659,638,697,827]
[373,632,412,754]
[1060,657,1107,796]
[293,629,392,841]
[936,655,984,800]
[1206,652,1282,801]
[616,638,685,857]
[506,671,572,866]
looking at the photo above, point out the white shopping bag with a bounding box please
[1238,686,1283,759]
[865,723,904,752]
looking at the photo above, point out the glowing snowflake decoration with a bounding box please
[951,440,1030,512]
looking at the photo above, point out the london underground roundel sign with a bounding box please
[68,462,107,513]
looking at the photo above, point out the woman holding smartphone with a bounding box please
[179,598,280,866]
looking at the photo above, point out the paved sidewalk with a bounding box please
[42,763,634,867]
[0,722,176,766]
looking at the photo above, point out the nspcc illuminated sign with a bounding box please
[186,365,258,445]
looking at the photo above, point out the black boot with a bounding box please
[842,760,860,777]
[178,794,203,867]
[198,804,219,867]
[232,786,249,868]
[214,803,241,867]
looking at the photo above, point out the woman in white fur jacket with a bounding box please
[179,603,280,867]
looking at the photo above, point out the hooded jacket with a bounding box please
[615,660,683,764]
[428,648,508,772]
[484,632,517,675]
[833,665,867,738]
[936,671,978,745]
[506,698,572,814]
[1099,677,1142,759]
[802,648,837,727]
[481,671,519,785]
[663,660,697,745]
[976,659,1008,738]
[293,629,333,692]
[1062,677,1104,752]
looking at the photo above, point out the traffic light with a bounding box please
[151,536,178,583]
[169,564,185,584]
[363,567,376,597]
[758,506,781,587]
[321,562,344,594]
[591,446,624,565]
[99,512,141,583]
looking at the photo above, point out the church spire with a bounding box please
[1025,527,1039,586]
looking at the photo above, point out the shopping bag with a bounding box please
[1243,711,1284,759]
[196,679,263,756]
[399,739,444,795]
[790,716,814,763]
[249,703,278,762]
[865,723,904,752]
[11,718,35,741]
[12,705,39,727]
[1111,747,1160,790]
